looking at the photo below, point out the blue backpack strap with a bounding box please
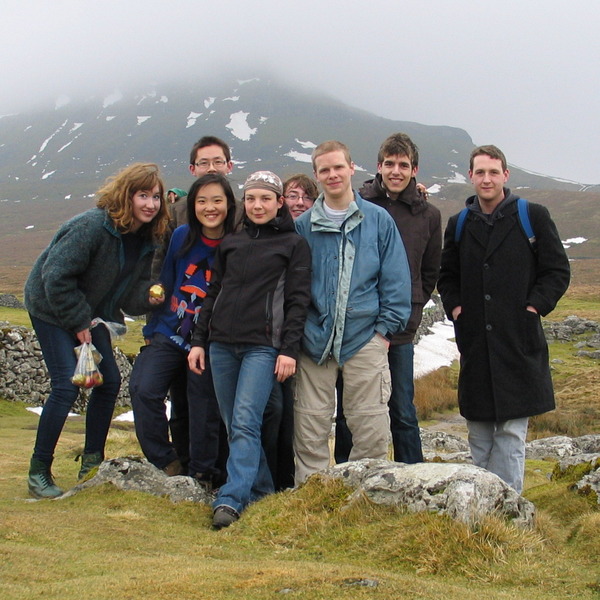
[454,208,469,243]
[517,198,536,248]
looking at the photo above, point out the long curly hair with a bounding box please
[96,163,169,240]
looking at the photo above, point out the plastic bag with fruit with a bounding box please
[71,342,104,389]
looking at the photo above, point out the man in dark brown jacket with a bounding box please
[335,133,442,464]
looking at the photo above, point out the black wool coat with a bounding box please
[437,190,570,421]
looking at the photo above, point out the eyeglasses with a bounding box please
[285,193,314,203]
[194,159,227,168]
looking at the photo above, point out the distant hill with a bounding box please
[0,76,598,292]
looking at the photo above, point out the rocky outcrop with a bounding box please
[59,456,213,504]
[526,434,600,460]
[543,315,600,359]
[0,321,133,408]
[322,459,535,528]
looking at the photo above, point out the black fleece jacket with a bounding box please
[190,207,311,360]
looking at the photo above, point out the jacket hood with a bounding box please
[360,175,428,214]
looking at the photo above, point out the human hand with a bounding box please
[76,328,92,344]
[188,346,206,374]
[274,355,296,382]
[452,306,462,320]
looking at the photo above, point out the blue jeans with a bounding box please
[30,315,121,466]
[387,343,423,463]
[209,342,276,514]
[335,343,422,464]
[129,333,224,478]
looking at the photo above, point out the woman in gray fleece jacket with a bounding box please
[23,163,169,498]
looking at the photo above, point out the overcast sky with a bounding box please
[2,0,598,183]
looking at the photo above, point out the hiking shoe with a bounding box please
[212,505,240,530]
[28,457,63,499]
[191,472,215,494]
[162,459,183,477]
[76,452,104,480]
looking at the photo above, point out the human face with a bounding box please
[131,185,161,231]
[313,150,355,206]
[194,182,229,238]
[469,154,509,212]
[189,144,233,177]
[378,154,418,198]
[284,185,315,220]
[244,188,283,225]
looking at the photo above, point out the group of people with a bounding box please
[24,132,570,530]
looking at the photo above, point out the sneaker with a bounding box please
[76,452,104,480]
[212,505,240,530]
[162,459,183,477]
[28,457,63,499]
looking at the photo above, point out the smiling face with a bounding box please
[244,188,283,224]
[469,154,509,212]
[194,182,228,238]
[378,153,418,199]
[314,150,355,207]
[284,184,315,220]
[131,185,162,231]
[189,144,233,178]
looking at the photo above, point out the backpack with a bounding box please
[454,197,536,249]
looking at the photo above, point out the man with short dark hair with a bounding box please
[294,140,412,483]
[336,133,442,464]
[438,144,570,493]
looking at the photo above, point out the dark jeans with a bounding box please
[30,315,121,466]
[261,380,295,491]
[335,343,423,464]
[129,333,225,478]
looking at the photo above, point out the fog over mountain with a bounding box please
[1,1,599,184]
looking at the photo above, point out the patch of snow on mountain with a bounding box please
[24,125,32,131]
[285,150,312,163]
[39,120,68,152]
[354,164,367,172]
[448,172,467,184]
[563,237,587,248]
[259,116,268,123]
[427,184,442,194]
[103,91,123,108]
[204,97,215,108]
[42,171,56,180]
[186,112,202,128]
[69,123,83,133]
[58,137,79,152]
[137,116,151,125]
[296,139,317,149]
[451,149,458,154]
[224,96,240,102]
[106,116,115,121]
[55,95,70,109]
[25,225,34,230]
[159,96,168,103]
[65,195,71,199]
[226,111,257,140]
[237,78,259,85]
[448,163,458,169]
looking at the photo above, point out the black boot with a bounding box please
[28,457,63,499]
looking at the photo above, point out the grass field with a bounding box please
[1,285,598,599]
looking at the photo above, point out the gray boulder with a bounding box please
[58,456,213,504]
[526,434,600,460]
[573,468,600,505]
[321,459,535,528]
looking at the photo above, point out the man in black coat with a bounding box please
[438,145,570,493]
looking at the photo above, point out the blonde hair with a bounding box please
[311,140,352,171]
[96,163,169,239]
